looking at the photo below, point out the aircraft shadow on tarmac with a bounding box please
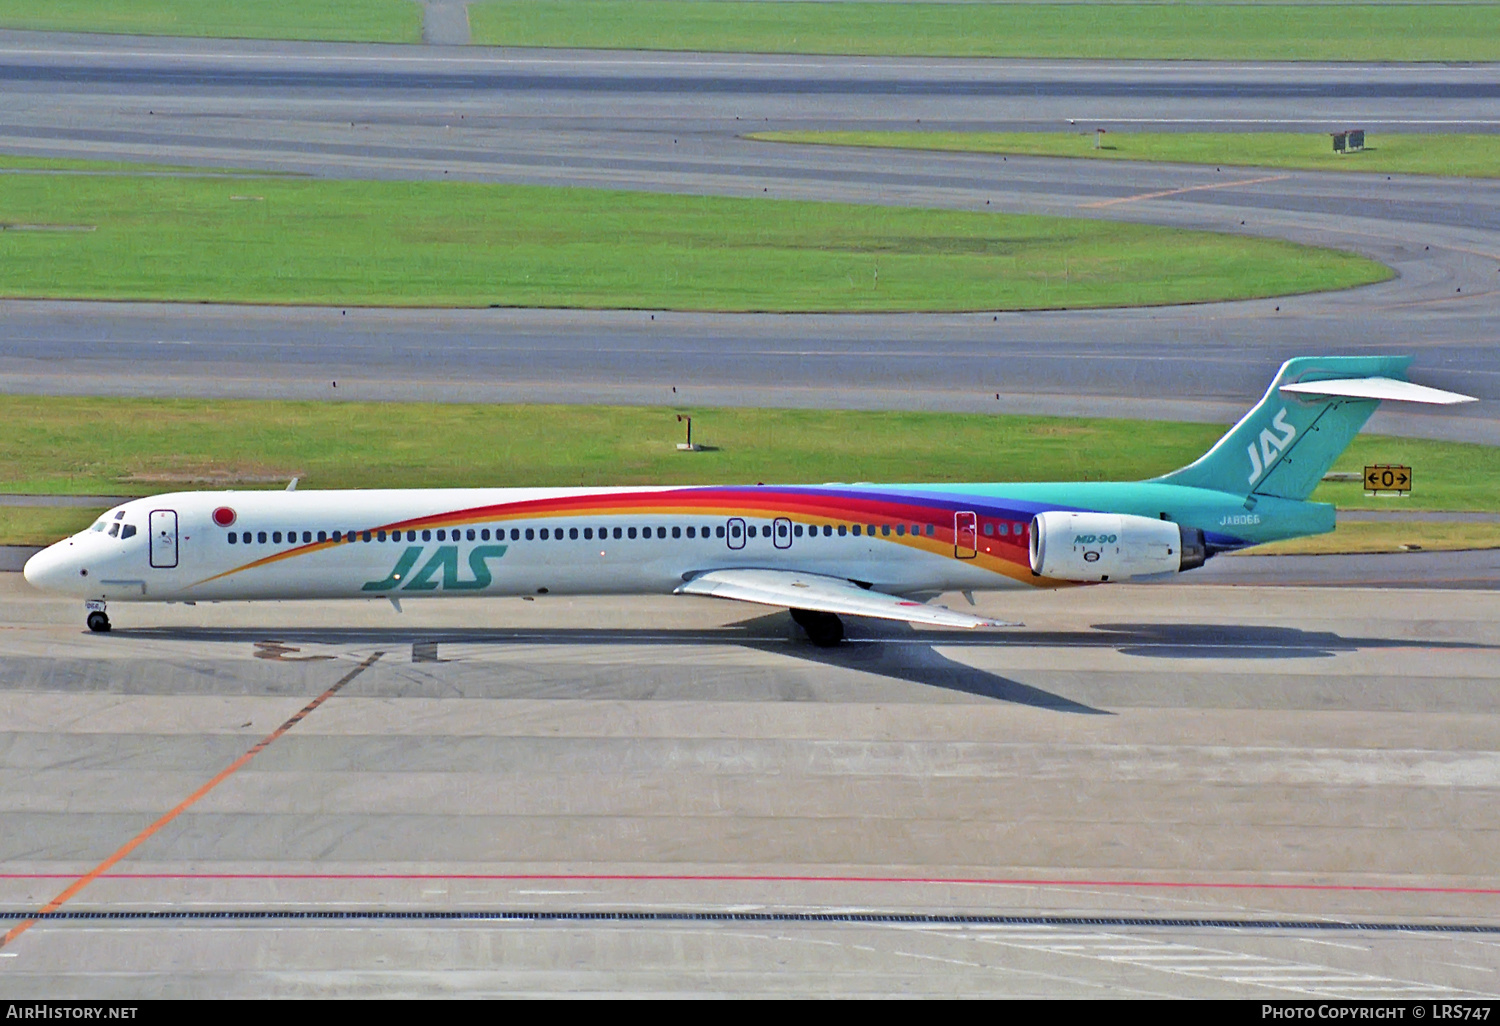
[120,614,1497,715]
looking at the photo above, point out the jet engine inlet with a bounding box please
[1030,511,1207,582]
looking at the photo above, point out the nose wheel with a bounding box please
[86,608,111,633]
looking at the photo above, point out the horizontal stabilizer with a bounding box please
[1279,377,1477,405]
[1153,355,1476,501]
[676,568,1020,629]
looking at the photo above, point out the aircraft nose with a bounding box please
[22,543,77,593]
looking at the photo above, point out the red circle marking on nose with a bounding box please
[212,507,236,527]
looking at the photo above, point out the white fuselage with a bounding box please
[23,485,1040,604]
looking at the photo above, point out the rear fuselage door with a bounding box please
[954,511,978,559]
[149,509,179,568]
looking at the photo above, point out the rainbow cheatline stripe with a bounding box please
[197,484,1057,587]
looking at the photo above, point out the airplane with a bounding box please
[22,356,1477,645]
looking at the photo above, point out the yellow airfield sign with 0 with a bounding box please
[1364,465,1413,494]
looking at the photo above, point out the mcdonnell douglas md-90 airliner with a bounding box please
[23,357,1477,645]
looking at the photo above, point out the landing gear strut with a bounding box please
[790,608,844,647]
[85,604,111,633]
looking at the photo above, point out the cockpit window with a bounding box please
[91,520,106,532]
[108,523,119,537]
[120,524,137,540]
[114,511,126,520]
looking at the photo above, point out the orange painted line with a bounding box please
[1081,173,1290,209]
[0,650,384,951]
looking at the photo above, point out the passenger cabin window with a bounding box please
[257,531,268,544]
[273,531,282,543]
[228,532,237,544]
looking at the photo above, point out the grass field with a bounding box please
[0,0,422,43]
[1,508,101,547]
[0,156,281,174]
[467,1,1500,62]
[1243,521,1500,555]
[3,398,1492,548]
[0,395,1492,502]
[751,132,1500,180]
[0,170,1387,311]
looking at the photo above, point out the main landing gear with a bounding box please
[790,608,844,647]
[85,602,111,633]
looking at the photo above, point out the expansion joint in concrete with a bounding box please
[421,1,472,46]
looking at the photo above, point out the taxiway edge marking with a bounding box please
[0,650,385,951]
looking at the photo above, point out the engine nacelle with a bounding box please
[1029,511,1207,582]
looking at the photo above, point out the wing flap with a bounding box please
[675,568,1020,629]
[1279,376,1476,405]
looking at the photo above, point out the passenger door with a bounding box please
[954,511,978,559]
[149,509,179,568]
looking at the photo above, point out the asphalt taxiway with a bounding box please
[0,33,1494,440]
[2,573,1498,996]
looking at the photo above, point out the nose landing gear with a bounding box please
[789,608,844,647]
[85,602,111,633]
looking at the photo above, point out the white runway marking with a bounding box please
[959,925,1472,997]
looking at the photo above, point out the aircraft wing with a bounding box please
[675,568,1020,629]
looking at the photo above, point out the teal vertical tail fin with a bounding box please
[1153,356,1413,500]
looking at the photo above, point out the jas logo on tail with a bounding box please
[1247,408,1297,486]
[361,545,507,592]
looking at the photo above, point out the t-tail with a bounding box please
[1152,356,1476,501]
